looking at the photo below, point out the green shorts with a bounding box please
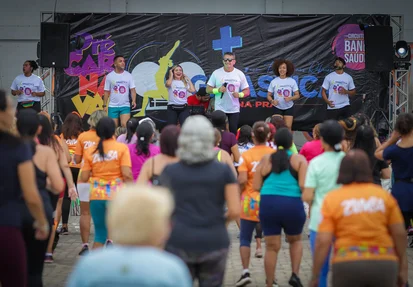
[108,106,130,119]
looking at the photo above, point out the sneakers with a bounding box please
[235,273,252,287]
[105,240,113,248]
[288,273,303,287]
[44,254,54,263]
[59,226,69,235]
[266,280,279,287]
[255,248,263,258]
[78,245,89,256]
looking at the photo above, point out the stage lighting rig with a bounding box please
[394,40,411,70]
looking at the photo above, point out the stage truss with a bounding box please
[389,69,410,130]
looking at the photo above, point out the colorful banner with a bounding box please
[54,14,389,130]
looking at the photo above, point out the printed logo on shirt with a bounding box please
[332,81,347,94]
[173,90,186,98]
[276,85,291,98]
[227,84,236,92]
[66,139,78,146]
[92,150,119,163]
[341,196,385,216]
[24,87,32,95]
[83,141,96,149]
[119,86,126,93]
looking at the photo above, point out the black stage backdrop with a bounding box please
[54,14,390,131]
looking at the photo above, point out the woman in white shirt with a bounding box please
[165,65,196,126]
[267,59,300,131]
[10,60,45,113]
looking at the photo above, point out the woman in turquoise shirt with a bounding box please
[302,120,345,287]
[253,127,308,287]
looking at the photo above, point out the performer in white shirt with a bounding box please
[267,59,300,131]
[165,64,196,126]
[11,60,45,113]
[206,52,250,135]
[103,55,137,127]
[322,57,356,120]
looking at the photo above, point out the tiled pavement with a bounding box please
[44,216,413,287]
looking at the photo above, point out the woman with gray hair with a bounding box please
[67,185,192,287]
[159,115,240,287]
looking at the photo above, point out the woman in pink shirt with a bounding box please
[299,124,323,162]
[128,122,160,181]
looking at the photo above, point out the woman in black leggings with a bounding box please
[17,110,64,286]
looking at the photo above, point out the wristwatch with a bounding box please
[102,104,107,108]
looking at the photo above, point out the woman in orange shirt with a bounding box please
[74,110,106,255]
[60,113,83,234]
[236,122,274,287]
[311,150,407,287]
[80,117,133,249]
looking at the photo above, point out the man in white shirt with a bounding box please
[11,60,45,113]
[206,52,250,134]
[322,57,356,120]
[103,55,137,127]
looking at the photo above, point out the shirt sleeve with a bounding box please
[322,74,330,91]
[11,77,18,90]
[129,74,136,89]
[207,71,217,87]
[37,78,45,92]
[17,142,33,164]
[348,76,356,90]
[224,163,237,184]
[383,145,396,161]
[304,160,317,188]
[299,143,307,158]
[292,79,299,92]
[239,72,249,90]
[104,74,111,91]
[387,193,404,225]
[318,194,335,233]
[120,145,132,167]
[267,79,275,93]
[74,136,83,156]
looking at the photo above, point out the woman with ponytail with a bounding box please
[128,122,160,181]
[17,109,64,287]
[117,118,139,144]
[302,120,345,287]
[253,127,308,287]
[80,117,133,249]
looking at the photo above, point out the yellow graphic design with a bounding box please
[134,40,180,117]
[72,93,104,117]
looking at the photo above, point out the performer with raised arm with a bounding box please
[207,52,250,135]
[103,55,137,127]
[322,57,356,120]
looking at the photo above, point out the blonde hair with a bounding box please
[107,185,174,246]
[87,110,106,129]
[171,64,187,87]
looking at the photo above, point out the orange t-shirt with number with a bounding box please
[61,133,81,168]
[74,130,100,158]
[82,139,131,200]
[238,145,274,222]
[318,183,404,263]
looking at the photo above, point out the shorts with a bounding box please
[260,195,306,236]
[326,105,352,121]
[166,245,228,287]
[273,106,294,116]
[108,106,130,119]
[77,183,90,202]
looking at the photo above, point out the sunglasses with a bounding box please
[223,58,234,62]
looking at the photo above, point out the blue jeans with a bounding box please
[310,230,331,287]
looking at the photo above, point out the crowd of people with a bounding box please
[1,55,413,287]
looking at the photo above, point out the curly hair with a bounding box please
[272,59,295,77]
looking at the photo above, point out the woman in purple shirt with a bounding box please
[128,122,160,181]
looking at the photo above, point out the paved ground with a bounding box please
[44,216,413,287]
